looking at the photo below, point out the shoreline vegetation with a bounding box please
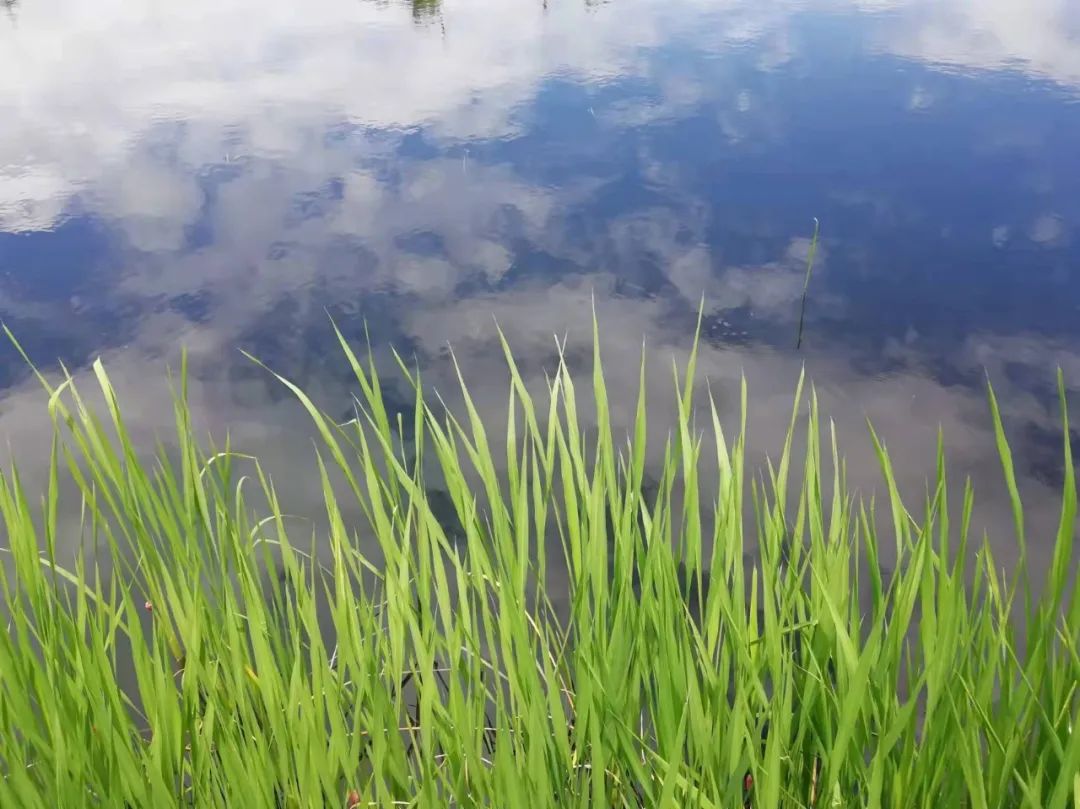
[1,318,1078,808]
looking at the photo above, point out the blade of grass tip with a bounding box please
[795,217,820,350]
[866,419,914,561]
[680,294,705,410]
[706,381,730,489]
[386,347,423,473]
[591,295,619,525]
[672,353,703,594]
[494,321,548,474]
[985,377,1031,623]
[1046,369,1075,614]
[773,367,805,514]
[5,325,62,400]
[627,340,648,520]
[335,320,402,501]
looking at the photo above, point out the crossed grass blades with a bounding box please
[0,312,1078,808]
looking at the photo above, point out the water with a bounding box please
[2,0,1079,566]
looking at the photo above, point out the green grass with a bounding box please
[0,317,1078,808]
[795,217,820,350]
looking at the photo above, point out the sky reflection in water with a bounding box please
[2,0,1080,564]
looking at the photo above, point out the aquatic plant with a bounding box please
[0,319,1077,808]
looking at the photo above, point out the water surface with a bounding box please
[2,0,1080,564]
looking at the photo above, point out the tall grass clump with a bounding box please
[0,318,1078,808]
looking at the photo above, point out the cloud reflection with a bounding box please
[858,0,1080,88]
[0,0,1077,574]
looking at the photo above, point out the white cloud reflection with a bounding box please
[2,0,1078,233]
[0,0,1077,573]
[0,0,695,232]
[860,0,1080,88]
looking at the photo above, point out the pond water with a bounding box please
[2,0,1079,566]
